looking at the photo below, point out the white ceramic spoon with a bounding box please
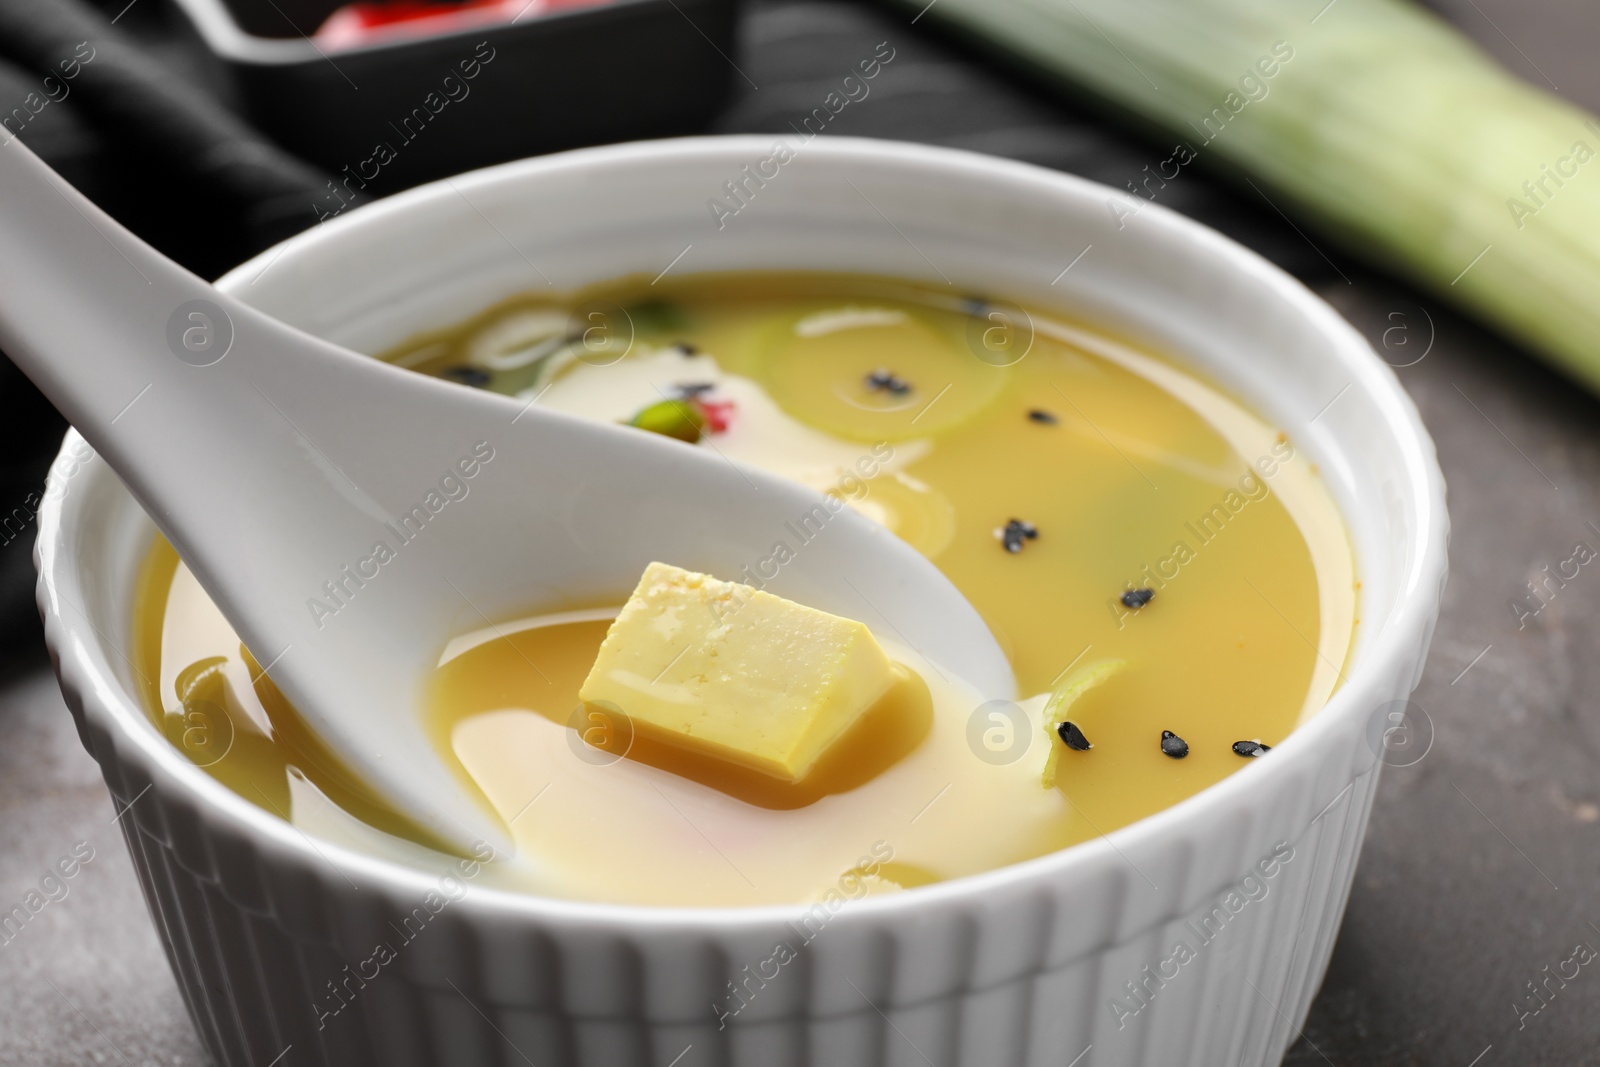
[0,139,1015,855]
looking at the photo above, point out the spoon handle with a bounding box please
[0,136,348,645]
[0,135,405,581]
[0,136,234,433]
[0,137,524,853]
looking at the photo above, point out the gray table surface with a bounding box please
[5,1,1600,1064]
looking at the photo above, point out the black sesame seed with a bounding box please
[1027,409,1059,425]
[441,365,492,388]
[675,342,699,356]
[1057,721,1093,751]
[865,368,912,395]
[1160,730,1189,759]
[1121,588,1155,609]
[1232,740,1272,758]
[996,518,1040,553]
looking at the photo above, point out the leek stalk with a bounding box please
[900,0,1600,392]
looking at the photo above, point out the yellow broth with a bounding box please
[133,272,1357,906]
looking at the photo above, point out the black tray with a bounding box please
[165,0,739,199]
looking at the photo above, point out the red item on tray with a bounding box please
[317,0,613,50]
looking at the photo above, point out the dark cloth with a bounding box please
[0,0,340,250]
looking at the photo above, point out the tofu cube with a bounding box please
[578,562,898,781]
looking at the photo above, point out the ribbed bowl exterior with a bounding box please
[35,138,1448,1067]
[47,621,1422,1067]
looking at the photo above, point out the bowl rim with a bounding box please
[38,134,1448,931]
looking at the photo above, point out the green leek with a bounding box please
[899,0,1600,392]
[1040,658,1123,788]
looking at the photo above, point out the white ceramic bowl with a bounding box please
[36,136,1447,1067]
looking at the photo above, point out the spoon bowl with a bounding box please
[0,139,1014,855]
